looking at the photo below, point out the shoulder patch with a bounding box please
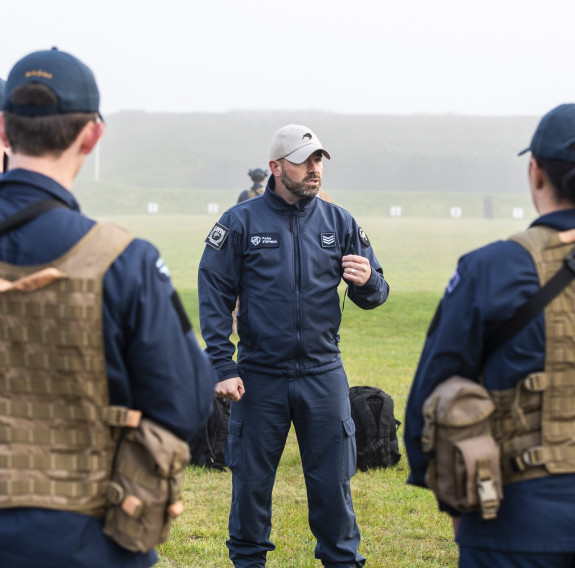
[446,269,461,295]
[205,222,229,250]
[155,257,171,280]
[358,227,371,248]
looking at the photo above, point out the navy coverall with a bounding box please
[0,169,216,568]
[198,178,389,567]
[404,209,575,567]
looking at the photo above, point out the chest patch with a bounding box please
[249,233,280,248]
[205,222,229,250]
[321,233,336,248]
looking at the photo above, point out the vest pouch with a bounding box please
[103,418,190,553]
[422,376,502,520]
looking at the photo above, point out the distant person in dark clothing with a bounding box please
[237,168,268,203]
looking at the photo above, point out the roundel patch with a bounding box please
[358,227,370,248]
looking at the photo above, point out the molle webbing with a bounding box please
[492,226,575,484]
[0,223,134,515]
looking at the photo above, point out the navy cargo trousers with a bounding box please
[224,367,366,568]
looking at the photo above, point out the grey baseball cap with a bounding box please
[269,124,331,164]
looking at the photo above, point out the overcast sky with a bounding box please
[2,0,574,118]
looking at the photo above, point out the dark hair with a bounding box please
[3,83,98,156]
[534,155,575,204]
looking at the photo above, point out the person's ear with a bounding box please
[79,120,104,156]
[269,159,281,177]
[530,157,546,190]
[0,113,9,148]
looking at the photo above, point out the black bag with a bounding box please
[189,398,230,470]
[350,386,402,471]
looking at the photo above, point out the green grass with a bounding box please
[94,210,533,568]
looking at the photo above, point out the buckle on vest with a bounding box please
[521,446,546,467]
[476,458,499,520]
[523,373,548,392]
[476,475,499,520]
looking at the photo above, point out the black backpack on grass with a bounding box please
[350,386,401,471]
[189,397,230,470]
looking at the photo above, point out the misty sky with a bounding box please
[2,0,574,118]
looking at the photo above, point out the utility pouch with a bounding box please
[421,376,502,520]
[103,417,190,553]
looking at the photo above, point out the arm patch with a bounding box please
[205,222,229,250]
[170,291,192,334]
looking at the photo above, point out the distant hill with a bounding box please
[77,110,539,194]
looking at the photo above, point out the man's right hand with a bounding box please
[215,377,245,402]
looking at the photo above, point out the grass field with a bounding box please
[97,208,536,568]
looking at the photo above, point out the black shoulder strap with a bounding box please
[0,199,69,237]
[483,247,575,361]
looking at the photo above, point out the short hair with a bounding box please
[3,83,98,156]
[534,155,575,204]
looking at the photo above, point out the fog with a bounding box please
[1,0,574,119]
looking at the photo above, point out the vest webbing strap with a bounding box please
[0,377,99,397]
[0,351,106,372]
[0,399,100,422]
[0,425,109,447]
[0,300,100,319]
[0,453,109,472]
[0,479,101,499]
[0,325,100,347]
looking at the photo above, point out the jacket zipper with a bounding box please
[291,208,303,377]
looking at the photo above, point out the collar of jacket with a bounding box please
[531,207,575,232]
[0,168,80,211]
[263,176,315,216]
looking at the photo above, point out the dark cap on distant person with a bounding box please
[2,47,101,119]
[518,104,575,163]
[0,78,5,104]
[270,124,331,164]
[248,168,268,182]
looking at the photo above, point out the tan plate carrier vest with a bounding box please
[491,225,575,484]
[0,222,134,517]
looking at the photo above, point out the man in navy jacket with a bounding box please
[405,104,575,567]
[199,124,389,568]
[0,48,215,568]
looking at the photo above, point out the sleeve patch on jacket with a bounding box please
[358,227,371,248]
[171,291,192,334]
[446,269,461,295]
[205,222,229,250]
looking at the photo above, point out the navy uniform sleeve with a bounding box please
[197,213,242,381]
[103,238,216,442]
[345,216,390,309]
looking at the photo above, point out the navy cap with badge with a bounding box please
[2,47,102,120]
[518,104,575,163]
